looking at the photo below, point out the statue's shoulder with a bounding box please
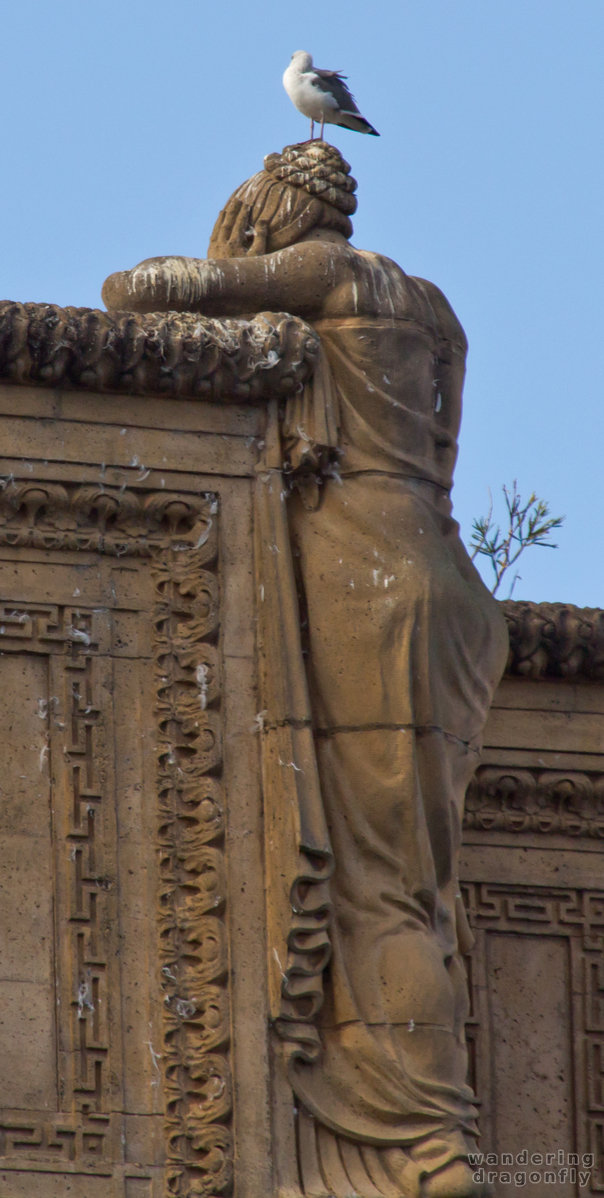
[345,251,455,328]
[409,276,468,353]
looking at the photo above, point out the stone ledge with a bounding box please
[502,600,604,680]
[0,300,317,400]
[0,302,601,682]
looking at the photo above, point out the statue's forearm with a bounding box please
[102,246,347,317]
[102,256,221,314]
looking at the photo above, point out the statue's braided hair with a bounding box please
[208,141,357,259]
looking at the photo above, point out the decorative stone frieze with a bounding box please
[0,301,318,401]
[503,599,604,680]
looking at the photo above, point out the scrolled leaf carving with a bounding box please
[465,765,604,836]
[152,525,232,1195]
[166,1124,233,1197]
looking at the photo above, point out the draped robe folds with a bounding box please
[256,261,509,1159]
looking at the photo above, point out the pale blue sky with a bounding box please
[3,0,602,605]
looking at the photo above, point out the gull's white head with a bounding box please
[290,50,313,70]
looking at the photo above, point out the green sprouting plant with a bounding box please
[470,481,564,597]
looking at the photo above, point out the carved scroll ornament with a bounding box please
[152,520,232,1198]
[465,766,604,837]
[0,479,216,555]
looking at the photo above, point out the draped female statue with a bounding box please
[103,141,508,1198]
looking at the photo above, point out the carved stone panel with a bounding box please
[0,343,603,1198]
[462,882,604,1196]
[0,484,228,1198]
[461,664,604,1198]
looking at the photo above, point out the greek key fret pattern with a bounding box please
[0,489,231,1194]
[588,1113,604,1190]
[464,883,604,1193]
[63,652,110,1117]
[0,603,102,654]
[0,1114,110,1162]
[463,883,604,940]
[0,603,111,1161]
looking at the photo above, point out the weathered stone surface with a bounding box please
[100,139,511,1198]
[0,377,602,1198]
[461,658,604,1195]
[0,140,602,1198]
[0,389,233,1193]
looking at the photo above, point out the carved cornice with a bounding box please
[502,600,604,681]
[0,301,318,400]
[2,308,603,685]
[465,765,604,838]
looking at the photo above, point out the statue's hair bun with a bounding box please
[264,142,358,217]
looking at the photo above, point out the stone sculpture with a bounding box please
[103,140,509,1198]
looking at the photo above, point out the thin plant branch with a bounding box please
[470,480,564,597]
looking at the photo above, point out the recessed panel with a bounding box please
[0,654,55,1110]
[487,933,574,1198]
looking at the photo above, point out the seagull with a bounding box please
[283,50,379,140]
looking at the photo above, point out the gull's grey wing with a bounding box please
[313,67,347,80]
[313,67,360,114]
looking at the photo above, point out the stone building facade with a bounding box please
[0,302,601,1198]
